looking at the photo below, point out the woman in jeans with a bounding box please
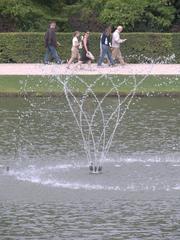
[97,27,114,66]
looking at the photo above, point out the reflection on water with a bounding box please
[0,96,180,239]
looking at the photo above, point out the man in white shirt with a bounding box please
[112,26,127,65]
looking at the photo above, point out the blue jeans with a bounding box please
[44,45,61,63]
[98,45,114,66]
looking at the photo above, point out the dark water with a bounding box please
[0,96,180,239]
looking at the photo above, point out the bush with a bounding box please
[121,33,179,63]
[0,32,179,63]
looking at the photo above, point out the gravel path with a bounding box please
[0,63,179,76]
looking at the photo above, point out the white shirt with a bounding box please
[72,36,79,47]
[112,30,125,48]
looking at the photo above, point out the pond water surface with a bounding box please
[0,96,180,240]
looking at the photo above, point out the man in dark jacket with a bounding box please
[44,21,62,64]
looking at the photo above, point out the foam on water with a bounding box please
[41,164,79,170]
[101,154,180,164]
[5,168,119,190]
[173,185,180,190]
[6,171,180,192]
[4,160,180,192]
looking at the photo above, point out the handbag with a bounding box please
[86,51,95,61]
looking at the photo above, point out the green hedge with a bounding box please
[0,32,179,63]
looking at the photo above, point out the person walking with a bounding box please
[99,29,110,65]
[44,21,62,64]
[112,25,127,65]
[97,27,114,67]
[67,31,80,69]
[78,31,94,69]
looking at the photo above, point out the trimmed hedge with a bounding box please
[0,32,179,63]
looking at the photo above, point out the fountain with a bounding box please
[53,68,153,171]
[15,65,153,173]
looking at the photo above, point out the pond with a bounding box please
[0,96,180,239]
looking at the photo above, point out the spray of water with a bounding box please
[53,65,154,166]
[15,64,154,167]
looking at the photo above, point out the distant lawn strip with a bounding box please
[0,75,180,96]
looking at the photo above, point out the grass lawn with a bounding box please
[0,75,180,96]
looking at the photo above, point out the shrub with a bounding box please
[0,32,179,63]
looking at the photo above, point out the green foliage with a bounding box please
[172,31,180,61]
[0,32,179,63]
[95,0,176,31]
[143,0,176,31]
[0,0,49,31]
[0,0,70,31]
[99,0,147,30]
[0,0,179,32]
[65,0,178,32]
[121,33,177,63]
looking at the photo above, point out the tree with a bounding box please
[169,0,180,28]
[142,0,176,31]
[0,0,178,32]
[99,0,147,31]
[0,0,47,31]
[97,0,176,31]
